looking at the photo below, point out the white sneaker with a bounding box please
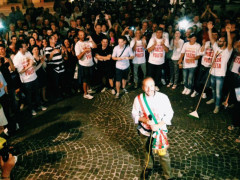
[206,99,215,104]
[115,93,119,99]
[32,110,37,116]
[213,106,220,114]
[161,79,166,85]
[87,89,96,94]
[83,94,94,99]
[185,89,191,95]
[201,93,207,99]
[40,106,47,111]
[16,123,20,130]
[101,87,107,93]
[123,88,128,94]
[111,88,116,95]
[182,87,188,95]
[191,90,199,98]
[4,128,9,136]
[155,86,159,92]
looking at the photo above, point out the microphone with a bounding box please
[148,114,152,120]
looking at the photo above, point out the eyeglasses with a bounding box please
[218,40,225,43]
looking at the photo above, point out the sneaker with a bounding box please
[87,89,96,94]
[123,88,128,94]
[182,87,188,95]
[83,94,94,99]
[185,89,191,95]
[172,84,177,89]
[201,93,207,99]
[161,79,166,85]
[191,90,199,98]
[32,110,37,116]
[101,87,107,93]
[20,104,24,111]
[111,88,116,95]
[16,123,20,130]
[213,106,220,114]
[155,86,159,92]
[115,93,119,99]
[4,128,9,136]
[39,106,47,111]
[206,99,215,105]
[167,83,173,88]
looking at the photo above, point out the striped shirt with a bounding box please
[45,44,65,73]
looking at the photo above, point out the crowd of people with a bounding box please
[0,0,239,144]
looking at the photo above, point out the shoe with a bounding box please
[16,123,20,130]
[87,89,96,94]
[123,88,128,94]
[182,87,187,95]
[111,88,116,95]
[155,86,159,92]
[185,89,191,95]
[32,110,37,116]
[77,89,81,93]
[83,94,94,99]
[172,85,177,89]
[4,128,9,136]
[115,93,119,99]
[39,106,47,111]
[191,90,199,97]
[161,79,166,85]
[206,99,214,104]
[213,106,220,114]
[20,104,24,111]
[167,83,173,88]
[101,87,107,93]
[134,83,138,89]
[201,93,207,99]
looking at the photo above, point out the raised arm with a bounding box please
[207,21,216,46]
[225,24,233,51]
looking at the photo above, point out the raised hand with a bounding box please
[207,21,214,30]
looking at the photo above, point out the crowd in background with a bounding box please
[0,0,239,141]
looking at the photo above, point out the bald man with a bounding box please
[132,77,174,179]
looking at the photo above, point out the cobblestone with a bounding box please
[6,86,240,179]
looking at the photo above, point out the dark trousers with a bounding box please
[194,65,210,93]
[147,63,164,87]
[22,79,40,111]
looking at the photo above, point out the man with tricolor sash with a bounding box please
[132,77,174,179]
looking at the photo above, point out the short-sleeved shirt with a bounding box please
[147,37,169,65]
[231,55,240,74]
[112,45,134,70]
[181,42,201,68]
[75,40,94,67]
[130,40,146,64]
[199,41,215,68]
[13,51,37,83]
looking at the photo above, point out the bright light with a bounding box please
[0,21,4,29]
[69,0,74,3]
[178,19,189,30]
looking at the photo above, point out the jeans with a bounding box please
[210,75,225,107]
[183,68,196,90]
[169,60,179,85]
[194,65,210,93]
[133,63,146,84]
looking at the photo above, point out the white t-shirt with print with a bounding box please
[230,55,240,74]
[211,44,233,77]
[13,51,37,83]
[169,38,184,60]
[147,37,169,65]
[181,42,201,68]
[130,39,146,64]
[75,40,94,67]
[199,41,215,68]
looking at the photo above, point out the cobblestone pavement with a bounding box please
[7,85,240,180]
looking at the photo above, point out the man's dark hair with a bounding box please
[16,40,27,51]
[189,33,197,38]
[11,35,17,39]
[156,27,164,32]
[0,44,6,49]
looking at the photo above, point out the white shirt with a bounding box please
[132,92,174,137]
[231,55,240,74]
[75,40,94,67]
[112,45,134,70]
[169,38,184,60]
[151,32,169,45]
[13,51,37,83]
[199,41,215,68]
[211,44,233,77]
[147,37,169,65]
[130,39,146,64]
[181,42,201,68]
